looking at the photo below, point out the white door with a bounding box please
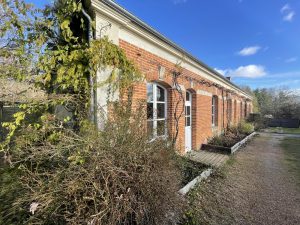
[185,92,192,152]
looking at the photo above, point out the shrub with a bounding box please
[0,104,184,225]
[208,133,240,148]
[208,122,254,148]
[238,121,254,135]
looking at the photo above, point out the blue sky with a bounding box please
[28,0,300,91]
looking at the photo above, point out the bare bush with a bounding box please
[0,103,184,225]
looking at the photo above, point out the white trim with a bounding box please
[197,90,212,97]
[212,96,218,127]
[185,91,192,152]
[147,83,168,139]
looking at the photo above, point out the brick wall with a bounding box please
[119,39,251,153]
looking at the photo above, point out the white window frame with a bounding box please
[185,91,192,128]
[147,83,167,139]
[212,96,218,127]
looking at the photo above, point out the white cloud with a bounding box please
[283,11,295,21]
[238,46,261,56]
[281,4,291,13]
[215,65,267,78]
[285,57,298,63]
[281,4,295,22]
[173,0,187,4]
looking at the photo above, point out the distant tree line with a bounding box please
[240,86,300,119]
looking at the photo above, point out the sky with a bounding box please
[28,0,300,91]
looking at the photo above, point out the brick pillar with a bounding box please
[198,94,213,147]
[192,92,200,150]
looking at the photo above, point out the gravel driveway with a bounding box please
[186,132,300,225]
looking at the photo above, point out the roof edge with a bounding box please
[98,0,252,99]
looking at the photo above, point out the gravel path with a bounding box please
[188,133,300,225]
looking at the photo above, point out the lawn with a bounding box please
[280,138,300,186]
[268,127,300,134]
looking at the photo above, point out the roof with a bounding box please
[99,0,252,99]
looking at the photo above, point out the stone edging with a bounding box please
[179,168,213,195]
[230,132,257,154]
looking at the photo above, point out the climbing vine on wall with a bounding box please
[1,0,141,153]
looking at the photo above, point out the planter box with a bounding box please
[201,132,257,154]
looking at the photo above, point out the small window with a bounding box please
[147,83,167,139]
[212,96,218,127]
[186,92,190,101]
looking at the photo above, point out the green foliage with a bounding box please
[89,38,142,95]
[1,0,141,150]
[209,122,254,147]
[0,0,34,80]
[238,121,254,135]
[208,133,240,148]
[280,138,300,185]
[254,88,300,119]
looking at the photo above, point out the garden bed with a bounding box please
[179,168,213,195]
[202,132,257,154]
[178,157,209,187]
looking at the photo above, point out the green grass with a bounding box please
[280,138,300,186]
[268,127,300,134]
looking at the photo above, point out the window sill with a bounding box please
[148,135,168,143]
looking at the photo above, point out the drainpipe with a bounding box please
[82,8,97,126]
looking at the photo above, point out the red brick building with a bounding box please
[92,0,253,154]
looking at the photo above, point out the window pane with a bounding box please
[185,116,191,127]
[186,92,190,101]
[147,103,153,119]
[147,120,154,139]
[147,83,153,102]
[157,85,165,102]
[157,103,165,119]
[157,120,166,136]
[186,106,191,116]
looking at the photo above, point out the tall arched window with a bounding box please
[212,95,218,127]
[147,83,167,139]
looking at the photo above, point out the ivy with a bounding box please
[0,0,142,153]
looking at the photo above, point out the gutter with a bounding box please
[82,8,98,125]
[99,0,252,99]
